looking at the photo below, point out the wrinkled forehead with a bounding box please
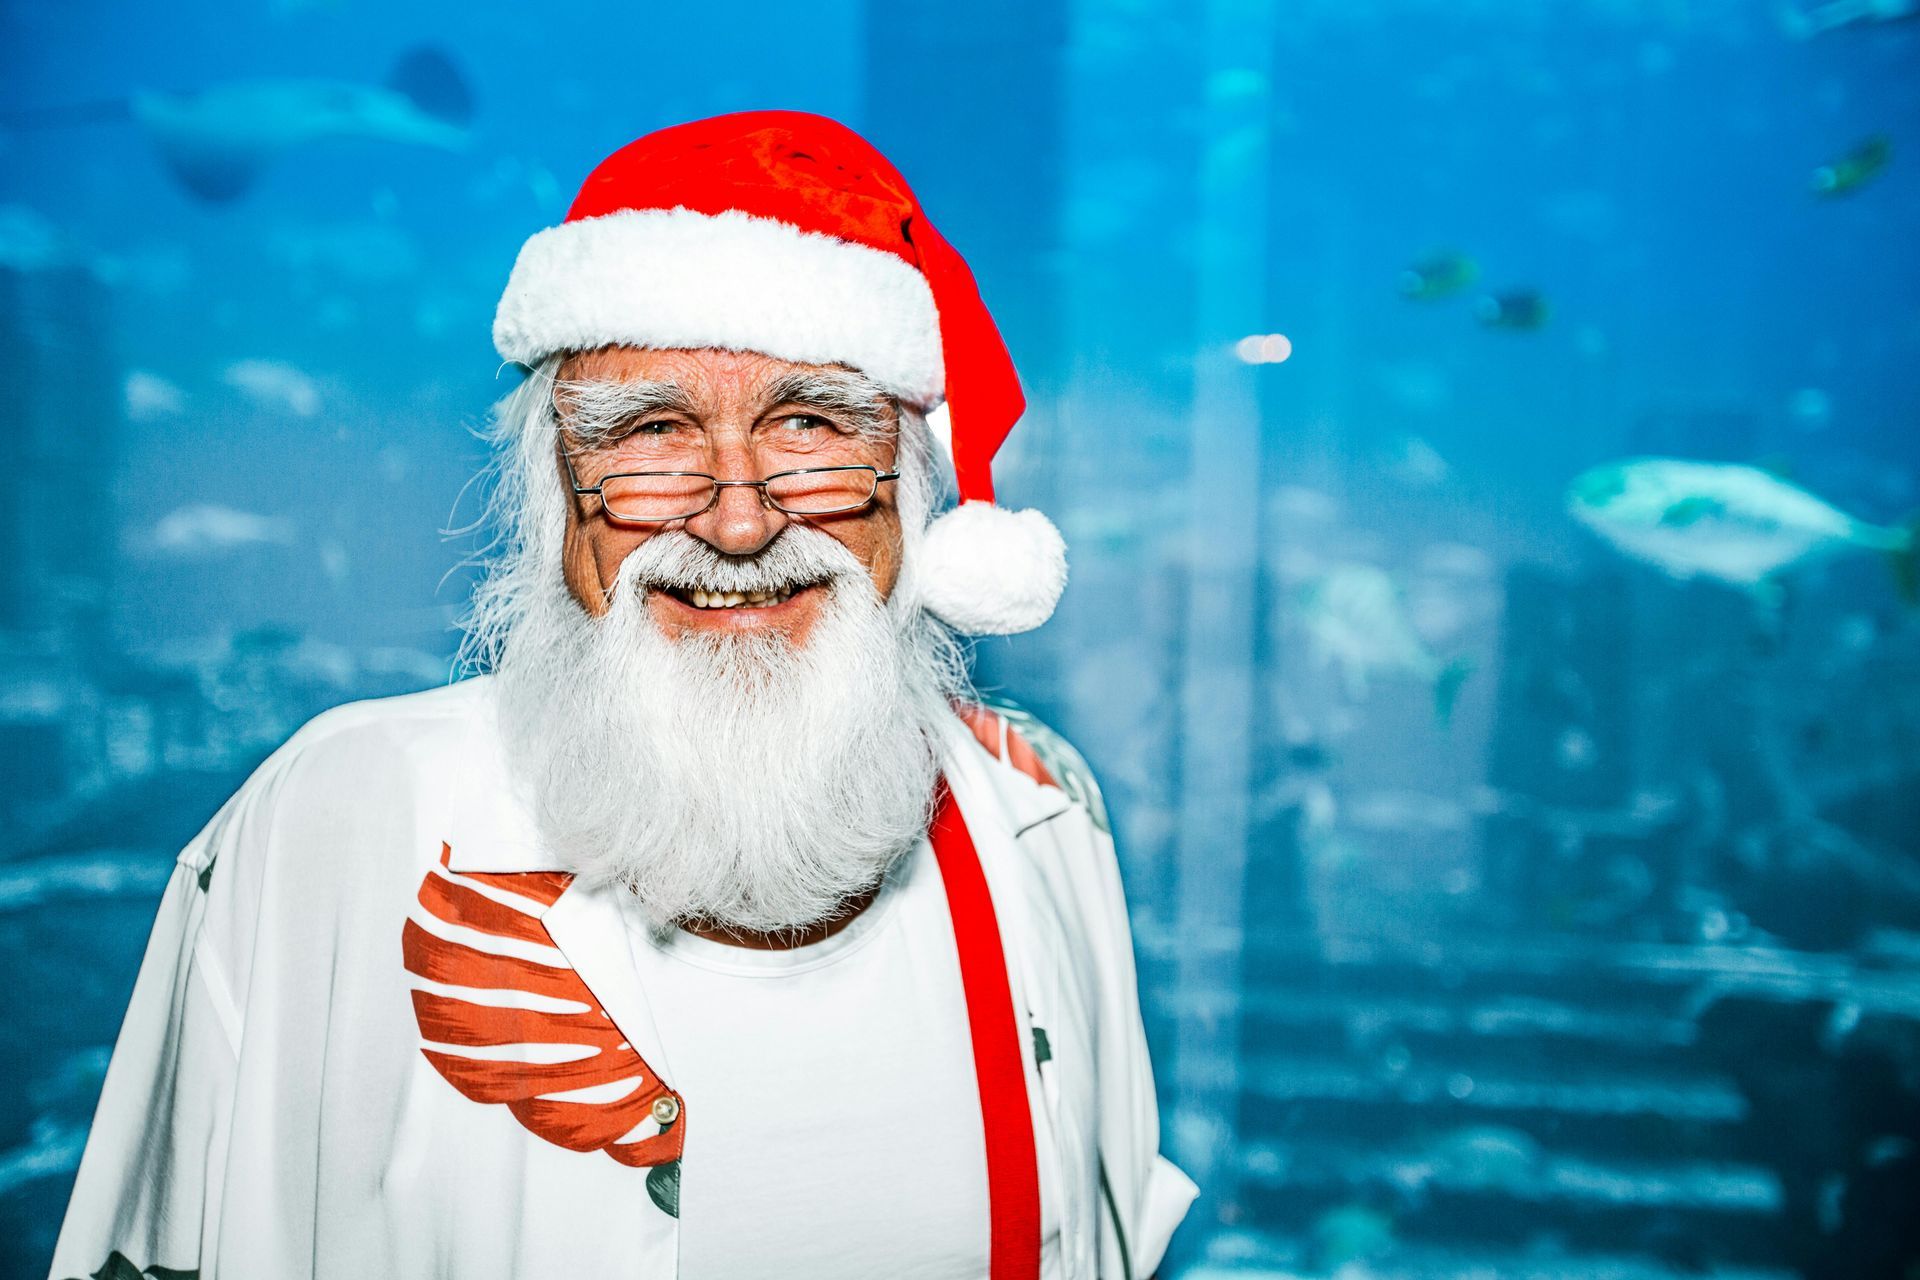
[553,346,895,419]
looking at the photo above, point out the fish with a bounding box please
[1779,0,1918,37]
[224,358,321,416]
[1385,433,1450,487]
[1285,740,1333,771]
[1567,457,1918,602]
[150,504,297,556]
[123,370,185,422]
[1420,1125,1543,1193]
[1,47,472,204]
[1298,563,1475,725]
[1398,249,1479,301]
[1812,134,1891,198]
[0,203,70,271]
[0,851,175,912]
[0,1118,88,1196]
[1475,288,1551,330]
[1309,1203,1396,1272]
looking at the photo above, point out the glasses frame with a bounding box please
[562,452,900,524]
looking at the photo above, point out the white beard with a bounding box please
[493,527,959,934]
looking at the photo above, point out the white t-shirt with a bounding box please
[623,837,1060,1279]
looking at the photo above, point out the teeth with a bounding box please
[680,585,801,609]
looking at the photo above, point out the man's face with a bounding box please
[556,345,904,648]
[499,344,950,930]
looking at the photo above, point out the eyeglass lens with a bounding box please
[598,469,881,521]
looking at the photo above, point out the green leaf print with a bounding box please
[85,1253,143,1280]
[73,1250,197,1280]
[647,1158,682,1218]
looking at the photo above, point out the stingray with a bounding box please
[2,46,473,203]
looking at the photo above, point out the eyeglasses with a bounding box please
[563,453,899,523]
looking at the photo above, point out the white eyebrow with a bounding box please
[762,369,897,442]
[551,377,694,449]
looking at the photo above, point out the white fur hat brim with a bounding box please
[493,207,945,406]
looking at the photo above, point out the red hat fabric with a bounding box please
[496,110,1023,510]
[493,111,1065,633]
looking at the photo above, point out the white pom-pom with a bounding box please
[916,501,1067,635]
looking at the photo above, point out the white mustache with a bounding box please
[615,528,868,598]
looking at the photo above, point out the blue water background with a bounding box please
[3,2,1918,1277]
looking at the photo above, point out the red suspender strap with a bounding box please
[929,781,1043,1280]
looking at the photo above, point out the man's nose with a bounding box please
[682,442,789,556]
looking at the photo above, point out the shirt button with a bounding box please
[651,1095,681,1126]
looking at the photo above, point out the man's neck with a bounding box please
[678,881,884,950]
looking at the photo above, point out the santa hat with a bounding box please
[493,110,1065,636]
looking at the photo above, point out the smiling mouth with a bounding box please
[659,583,814,610]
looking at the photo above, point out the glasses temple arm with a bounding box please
[559,448,599,496]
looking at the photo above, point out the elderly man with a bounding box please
[51,111,1195,1280]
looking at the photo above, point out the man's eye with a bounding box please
[629,419,677,436]
[782,413,834,431]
